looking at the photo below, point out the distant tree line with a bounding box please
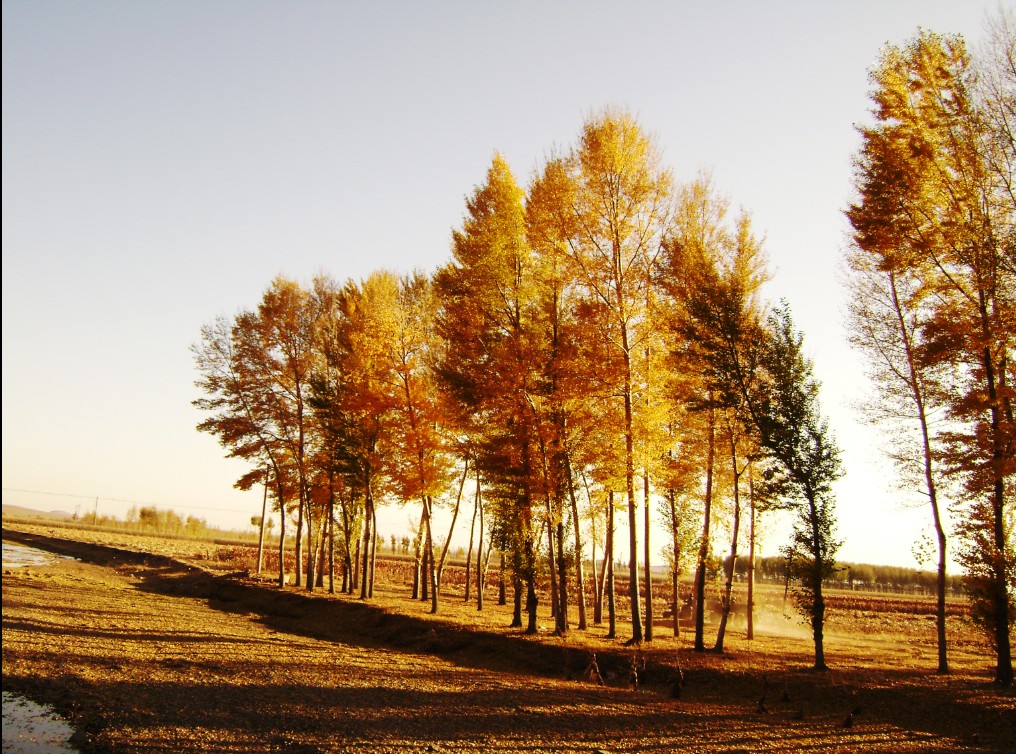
[193,20,1013,683]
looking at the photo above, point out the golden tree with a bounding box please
[849,28,1014,685]
[556,109,673,643]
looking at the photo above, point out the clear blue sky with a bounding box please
[2,1,1003,569]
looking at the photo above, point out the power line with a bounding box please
[1,487,252,515]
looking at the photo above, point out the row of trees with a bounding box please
[193,23,1013,683]
[846,21,1014,684]
[193,109,841,669]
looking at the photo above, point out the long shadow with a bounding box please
[6,527,1014,752]
[0,671,871,753]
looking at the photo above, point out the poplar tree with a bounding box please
[558,109,673,643]
[192,315,295,588]
[661,176,769,652]
[752,304,842,671]
[435,154,544,633]
[849,28,1014,685]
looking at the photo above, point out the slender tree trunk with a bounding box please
[746,466,756,641]
[546,504,559,622]
[981,338,1013,686]
[622,343,643,643]
[477,475,486,611]
[566,458,588,630]
[888,271,949,673]
[315,521,326,588]
[295,496,304,588]
[256,469,268,575]
[668,489,681,639]
[434,460,468,613]
[644,468,653,642]
[340,493,353,594]
[352,525,361,594]
[420,543,430,602]
[590,484,602,626]
[808,492,827,671]
[526,542,539,635]
[425,498,438,610]
[277,497,287,589]
[715,427,742,652]
[556,516,569,634]
[305,500,316,592]
[694,405,716,651]
[360,492,373,600]
[328,493,335,595]
[606,490,617,640]
[465,478,478,602]
[369,503,377,599]
[499,553,507,606]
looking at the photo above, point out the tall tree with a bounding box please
[751,304,843,671]
[558,108,673,643]
[661,176,769,651]
[331,273,402,599]
[386,272,458,612]
[844,245,952,673]
[435,154,545,633]
[248,277,320,589]
[192,315,295,588]
[849,28,1014,685]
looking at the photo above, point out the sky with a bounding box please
[2,1,1006,571]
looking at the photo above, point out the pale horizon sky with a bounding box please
[2,1,1004,571]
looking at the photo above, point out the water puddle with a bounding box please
[2,542,72,569]
[1,692,78,753]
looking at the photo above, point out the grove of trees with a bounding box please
[193,19,1014,685]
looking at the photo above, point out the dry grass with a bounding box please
[2,522,1013,753]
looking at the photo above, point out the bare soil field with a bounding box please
[2,522,1013,753]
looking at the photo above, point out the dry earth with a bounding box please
[2,523,1014,753]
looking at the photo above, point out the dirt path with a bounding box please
[2,529,1013,752]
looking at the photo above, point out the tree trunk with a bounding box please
[694,405,716,651]
[277,497,287,589]
[256,470,268,575]
[566,458,588,630]
[546,503,559,622]
[477,476,486,611]
[526,539,539,634]
[305,501,316,592]
[352,527,362,594]
[982,338,1013,686]
[499,553,507,606]
[746,467,756,641]
[715,428,742,653]
[644,468,653,642]
[369,503,378,599]
[622,342,643,643]
[889,270,948,673]
[606,490,617,640]
[668,489,681,639]
[465,477,478,602]
[556,517,569,635]
[511,578,523,628]
[359,494,372,599]
[315,522,326,589]
[808,493,827,671]
[328,493,335,595]
[295,495,304,588]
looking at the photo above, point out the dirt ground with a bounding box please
[2,523,1014,753]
